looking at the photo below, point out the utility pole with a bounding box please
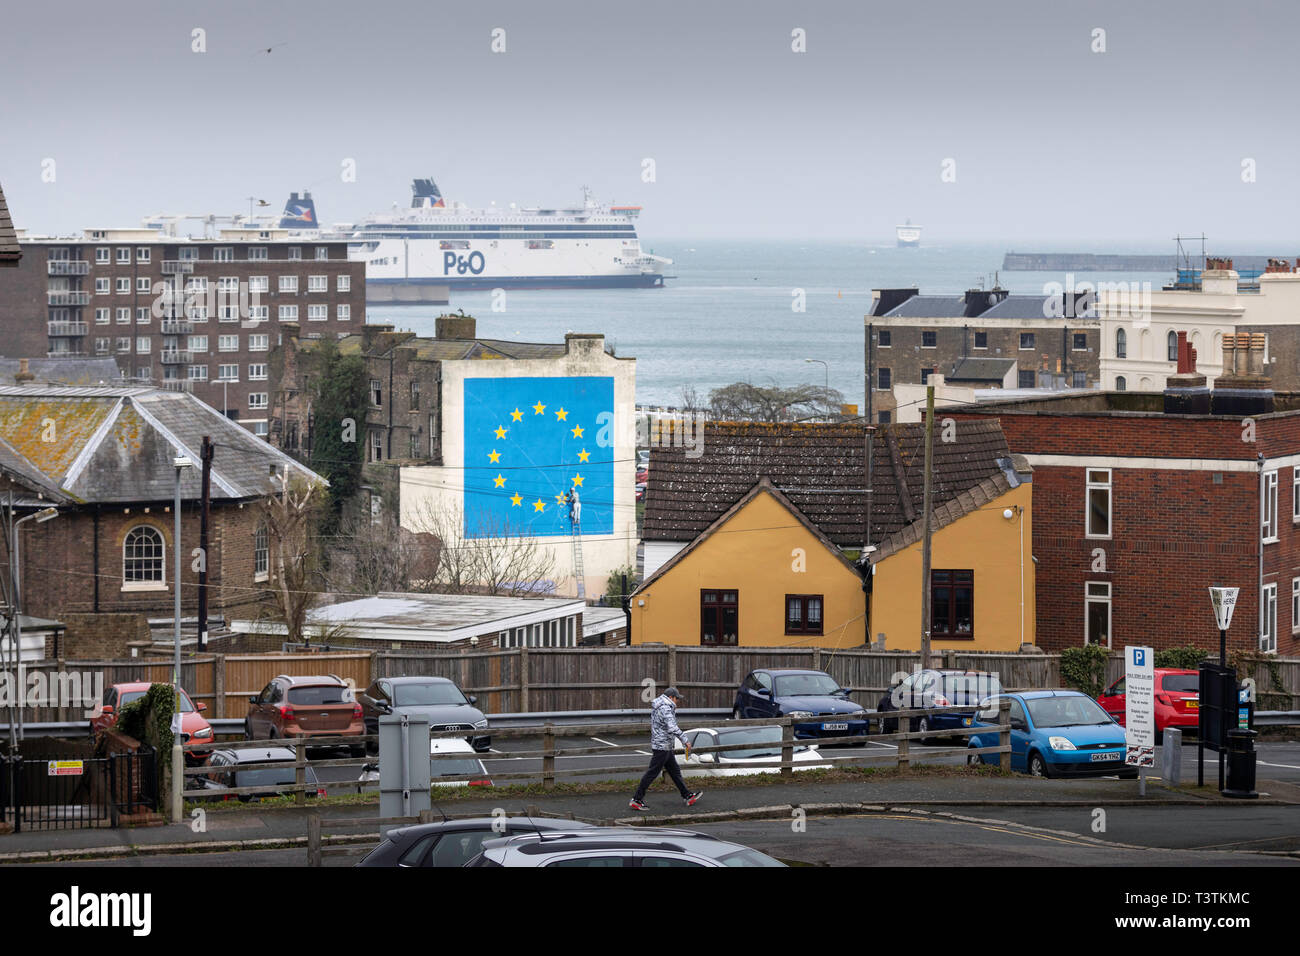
[919,385,935,666]
[197,436,214,650]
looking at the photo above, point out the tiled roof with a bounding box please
[0,357,122,386]
[948,357,1016,383]
[868,469,1018,564]
[0,385,323,504]
[0,181,19,264]
[323,334,568,362]
[880,295,968,318]
[980,295,1065,320]
[642,419,1014,549]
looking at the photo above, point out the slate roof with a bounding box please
[0,385,323,504]
[327,334,568,362]
[980,295,1063,319]
[0,357,121,386]
[642,419,1015,549]
[879,295,969,318]
[947,357,1017,383]
[0,181,19,265]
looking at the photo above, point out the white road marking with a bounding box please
[1258,761,1300,770]
[635,750,651,755]
[489,748,502,754]
[591,737,620,748]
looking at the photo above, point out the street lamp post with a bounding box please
[10,506,58,744]
[804,358,829,393]
[172,456,193,824]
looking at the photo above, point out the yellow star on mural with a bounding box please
[555,407,568,421]
[577,448,590,463]
[494,426,507,440]
[572,473,584,487]
[494,474,506,488]
[532,401,546,415]
[510,407,523,422]
[510,493,523,507]
[555,492,568,506]
[532,498,546,512]
[488,449,500,463]
[571,424,584,438]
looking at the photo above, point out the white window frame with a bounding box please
[188,335,208,352]
[95,277,110,294]
[248,246,268,261]
[1291,578,1300,635]
[337,274,351,292]
[279,275,298,293]
[115,337,131,354]
[1085,468,1112,540]
[249,334,269,352]
[122,524,166,591]
[248,364,268,381]
[95,247,110,264]
[116,308,131,324]
[248,305,268,322]
[188,365,208,382]
[1261,582,1277,653]
[95,307,110,324]
[217,364,239,382]
[1262,470,1279,543]
[308,275,327,293]
[337,304,351,321]
[136,337,151,354]
[248,275,269,293]
[137,247,151,263]
[248,392,268,409]
[136,307,150,324]
[254,525,269,582]
[116,247,131,264]
[136,277,151,293]
[1020,332,1036,351]
[115,277,130,294]
[278,305,298,320]
[315,247,329,260]
[308,304,327,321]
[218,335,239,352]
[1085,581,1112,648]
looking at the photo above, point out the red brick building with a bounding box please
[950,347,1297,655]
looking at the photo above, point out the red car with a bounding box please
[91,681,215,763]
[1096,668,1200,742]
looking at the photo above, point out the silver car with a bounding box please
[465,827,786,867]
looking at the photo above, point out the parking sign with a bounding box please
[1124,645,1155,767]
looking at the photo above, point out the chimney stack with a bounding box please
[1212,331,1273,415]
[435,313,477,340]
[1163,331,1209,414]
[14,358,34,384]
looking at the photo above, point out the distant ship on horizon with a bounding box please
[896,220,922,248]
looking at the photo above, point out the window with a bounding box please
[133,277,149,293]
[337,304,351,321]
[96,247,110,264]
[410,380,421,410]
[188,365,208,381]
[136,337,151,354]
[218,364,239,381]
[1293,469,1300,522]
[370,430,384,462]
[218,335,238,351]
[116,247,131,264]
[1292,579,1300,635]
[136,307,150,324]
[1116,328,1127,358]
[1019,333,1035,350]
[279,276,298,293]
[1116,375,1127,391]
[178,247,198,262]
[254,526,269,581]
[214,276,237,294]
[249,364,267,380]
[95,277,109,294]
[1086,469,1111,538]
[1261,583,1277,653]
[252,422,269,437]
[337,275,351,292]
[974,331,988,349]
[921,368,935,385]
[931,570,974,638]
[877,410,891,424]
[248,392,268,409]
[212,247,233,263]
[186,277,208,295]
[115,337,131,353]
[921,330,937,348]
[1085,581,1111,647]
[248,305,268,322]
[188,335,208,352]
[249,334,268,351]
[877,367,891,391]
[1167,330,1178,362]
[878,330,891,348]
[1073,333,1087,351]
[279,305,298,320]
[94,337,109,354]
[95,308,109,324]
[371,379,383,407]
[308,275,327,292]
[785,594,823,635]
[700,590,738,646]
[116,307,130,324]
[287,246,302,261]
[1262,470,1279,543]
[315,247,329,260]
[308,304,327,321]
[408,433,420,458]
[1071,371,1086,389]
[123,525,164,587]
[248,246,268,261]
[1018,370,1035,389]
[248,276,269,293]
[115,277,130,294]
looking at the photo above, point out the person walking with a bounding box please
[630,686,702,811]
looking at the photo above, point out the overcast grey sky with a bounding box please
[2,0,1297,243]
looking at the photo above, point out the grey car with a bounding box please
[358,677,490,753]
[465,827,786,867]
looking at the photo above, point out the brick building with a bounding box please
[0,227,367,437]
[0,180,18,267]
[0,384,324,654]
[866,288,1101,423]
[948,337,1299,656]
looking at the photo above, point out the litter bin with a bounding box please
[1221,729,1258,799]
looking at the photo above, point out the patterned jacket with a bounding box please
[649,693,686,751]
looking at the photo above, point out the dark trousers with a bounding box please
[633,749,690,801]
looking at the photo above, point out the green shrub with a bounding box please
[1154,646,1210,669]
[115,682,176,754]
[604,565,639,606]
[1060,644,1110,698]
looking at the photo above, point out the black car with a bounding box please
[877,669,1003,741]
[358,677,490,753]
[195,747,324,802]
[731,669,870,742]
[356,817,593,867]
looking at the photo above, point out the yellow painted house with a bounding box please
[633,420,1035,652]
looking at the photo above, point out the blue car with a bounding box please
[732,669,870,742]
[965,690,1137,779]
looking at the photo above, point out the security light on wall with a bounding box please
[34,507,58,523]
[173,456,193,469]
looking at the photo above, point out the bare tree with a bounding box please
[259,470,323,643]
[708,380,847,422]
[325,506,437,595]
[405,498,559,597]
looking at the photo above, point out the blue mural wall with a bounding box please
[463,376,615,538]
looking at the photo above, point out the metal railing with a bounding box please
[47,260,89,275]
[47,321,89,336]
[160,350,193,364]
[47,291,90,306]
[161,260,196,274]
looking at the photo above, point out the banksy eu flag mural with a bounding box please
[463,376,615,538]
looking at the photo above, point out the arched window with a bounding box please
[1167,331,1178,362]
[1116,376,1127,392]
[1116,328,1127,359]
[123,525,164,584]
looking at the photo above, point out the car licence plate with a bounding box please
[1090,752,1120,762]
[822,722,848,732]
[1186,699,1199,709]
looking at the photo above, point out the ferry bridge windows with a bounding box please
[1116,328,1127,358]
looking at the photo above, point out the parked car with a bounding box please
[1096,669,1199,742]
[635,482,647,501]
[466,826,787,867]
[195,747,326,802]
[636,466,649,484]
[356,817,594,867]
[965,691,1136,779]
[877,669,1003,740]
[731,669,870,742]
[357,737,493,790]
[358,676,490,753]
[92,682,213,765]
[636,449,651,467]
[675,726,830,776]
[244,674,366,756]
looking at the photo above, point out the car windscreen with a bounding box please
[713,847,786,867]
[713,727,809,759]
[288,686,349,706]
[394,683,468,707]
[1025,695,1113,729]
[1161,674,1198,693]
[943,673,1002,701]
[773,674,841,697]
[431,756,485,778]
[235,765,320,788]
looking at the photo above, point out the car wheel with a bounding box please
[244,720,254,740]
[916,716,932,744]
[1027,751,1051,778]
[732,709,742,721]
[967,749,983,767]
